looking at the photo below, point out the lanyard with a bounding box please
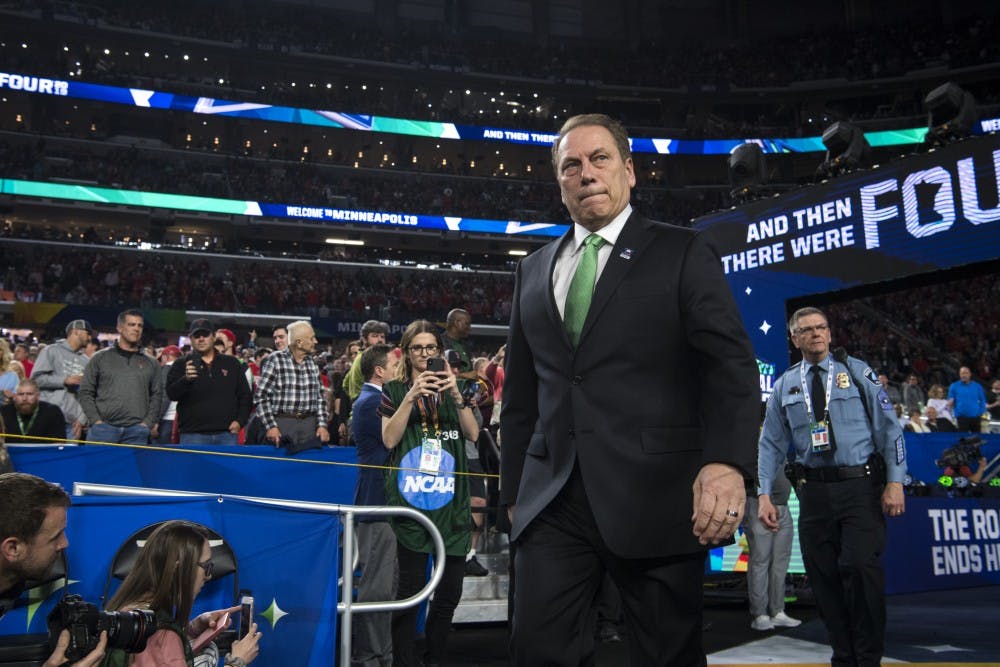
[16,409,39,436]
[800,358,833,422]
[413,392,441,440]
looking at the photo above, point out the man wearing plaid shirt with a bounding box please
[255,320,331,447]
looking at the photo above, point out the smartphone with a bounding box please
[426,357,446,373]
[239,594,254,639]
[444,349,461,367]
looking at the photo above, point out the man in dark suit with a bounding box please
[500,114,760,666]
[350,343,400,667]
[1,379,66,444]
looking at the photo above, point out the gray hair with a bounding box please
[788,307,827,335]
[286,320,313,346]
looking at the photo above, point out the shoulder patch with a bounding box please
[863,367,880,386]
[877,388,894,412]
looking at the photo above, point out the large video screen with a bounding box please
[694,134,1000,399]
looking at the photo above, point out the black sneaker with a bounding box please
[464,555,489,576]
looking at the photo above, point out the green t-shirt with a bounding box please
[379,380,471,556]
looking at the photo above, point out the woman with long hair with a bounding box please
[105,520,262,667]
[379,319,479,667]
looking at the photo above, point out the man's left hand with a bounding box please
[692,463,746,545]
[882,482,905,517]
[228,421,241,434]
[317,425,330,443]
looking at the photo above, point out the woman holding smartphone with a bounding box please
[105,521,262,667]
[379,319,479,667]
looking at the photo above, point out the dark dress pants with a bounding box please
[798,477,886,667]
[510,466,706,667]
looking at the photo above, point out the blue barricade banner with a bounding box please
[8,443,360,504]
[885,495,1000,594]
[0,495,341,667]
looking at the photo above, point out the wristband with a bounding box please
[225,655,247,667]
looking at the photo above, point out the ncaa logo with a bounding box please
[398,447,456,510]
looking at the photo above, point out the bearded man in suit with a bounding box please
[500,114,760,666]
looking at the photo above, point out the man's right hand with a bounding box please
[757,494,779,531]
[44,629,107,667]
[64,375,83,387]
[266,427,281,445]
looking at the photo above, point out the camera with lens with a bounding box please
[47,594,157,662]
[937,436,983,470]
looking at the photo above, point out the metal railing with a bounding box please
[73,483,446,667]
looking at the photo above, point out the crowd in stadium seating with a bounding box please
[0,242,515,324]
[0,138,727,224]
[2,233,996,387]
[4,4,999,135]
[21,1,997,89]
[825,273,999,389]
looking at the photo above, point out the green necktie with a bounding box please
[564,233,606,346]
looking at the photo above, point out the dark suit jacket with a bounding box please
[351,383,390,509]
[499,213,760,559]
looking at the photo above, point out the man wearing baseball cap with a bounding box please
[29,320,92,441]
[165,319,252,445]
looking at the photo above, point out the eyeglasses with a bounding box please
[408,345,439,355]
[197,559,215,578]
[794,324,829,336]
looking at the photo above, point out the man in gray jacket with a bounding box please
[79,310,161,445]
[30,320,92,441]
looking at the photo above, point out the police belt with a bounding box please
[802,463,873,482]
[275,412,315,420]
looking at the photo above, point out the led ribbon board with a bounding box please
[5,70,988,154]
[0,177,570,237]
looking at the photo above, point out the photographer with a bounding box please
[0,472,107,667]
[940,436,989,484]
[379,320,479,667]
[105,520,261,667]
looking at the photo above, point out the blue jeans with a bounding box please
[179,431,239,445]
[88,422,151,446]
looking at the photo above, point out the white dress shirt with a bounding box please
[551,205,632,320]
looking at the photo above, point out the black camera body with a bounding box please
[937,436,983,470]
[47,594,157,662]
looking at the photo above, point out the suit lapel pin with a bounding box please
[619,248,633,260]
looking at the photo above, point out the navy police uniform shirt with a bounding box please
[758,354,906,496]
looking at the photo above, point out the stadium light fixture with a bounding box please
[728,143,767,205]
[924,82,977,148]
[817,121,872,179]
[325,238,365,246]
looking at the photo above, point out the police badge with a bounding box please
[836,372,850,389]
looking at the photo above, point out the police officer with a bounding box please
[757,307,906,667]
